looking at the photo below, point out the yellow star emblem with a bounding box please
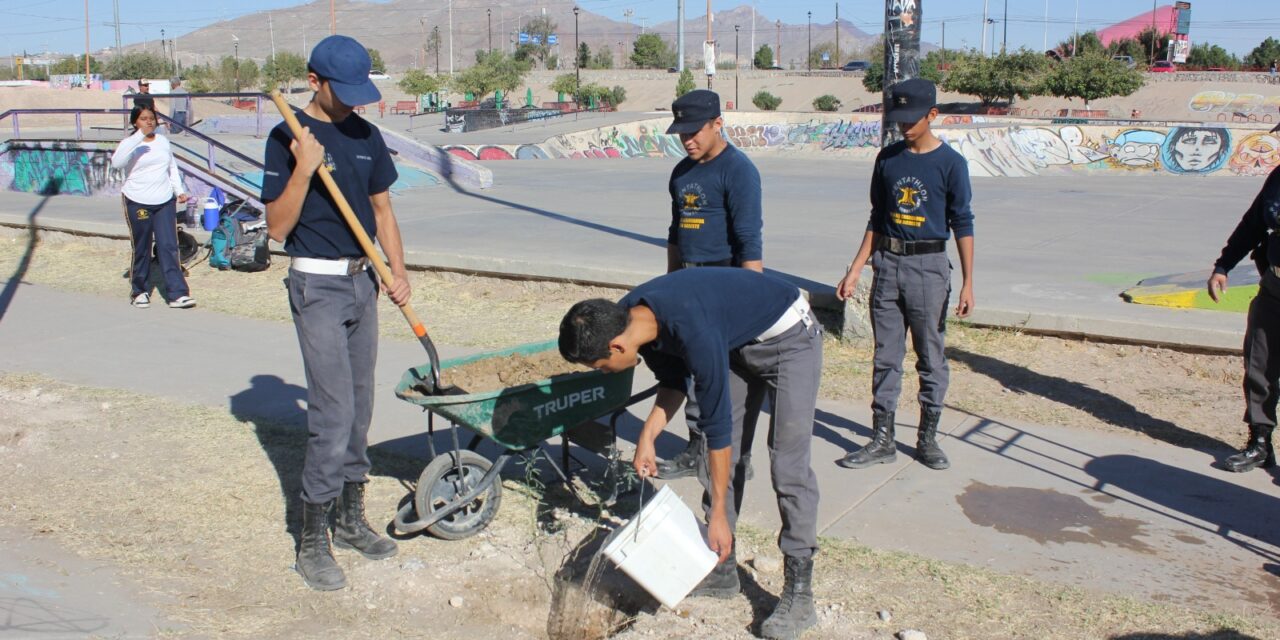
[897,187,920,208]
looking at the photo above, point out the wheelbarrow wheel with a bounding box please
[415,450,502,540]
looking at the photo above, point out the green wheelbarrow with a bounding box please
[392,339,656,540]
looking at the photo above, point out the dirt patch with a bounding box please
[448,351,590,394]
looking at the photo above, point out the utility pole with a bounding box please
[83,0,89,79]
[942,21,946,67]
[488,9,492,52]
[112,0,121,55]
[981,0,989,57]
[420,18,426,68]
[269,15,276,63]
[434,26,440,74]
[835,2,839,67]
[806,11,811,71]
[233,35,240,93]
[448,0,454,75]
[1149,0,1157,65]
[1043,0,1049,51]
[734,24,739,108]
[573,7,580,91]
[775,19,780,68]
[750,2,755,69]
[677,0,685,72]
[1073,0,1079,56]
[882,0,922,146]
[705,0,712,89]
[330,0,335,35]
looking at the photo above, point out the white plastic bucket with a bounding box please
[601,485,718,609]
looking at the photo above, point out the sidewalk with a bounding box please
[1,280,1277,628]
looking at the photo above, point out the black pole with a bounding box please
[574,8,580,93]
[734,25,739,109]
[488,9,492,52]
[1002,0,1008,54]
[234,41,240,94]
[434,26,440,73]
[807,11,812,71]
[882,0,921,146]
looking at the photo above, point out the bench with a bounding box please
[391,100,418,115]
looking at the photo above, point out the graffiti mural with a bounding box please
[721,119,882,152]
[1228,133,1280,177]
[1,141,125,196]
[1104,130,1167,168]
[1189,91,1280,119]
[1161,126,1232,174]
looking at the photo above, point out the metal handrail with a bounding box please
[0,107,264,175]
[120,91,273,137]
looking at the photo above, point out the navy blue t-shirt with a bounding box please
[261,110,398,258]
[668,144,764,264]
[867,140,974,242]
[619,268,797,450]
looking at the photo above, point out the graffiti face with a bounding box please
[1107,130,1166,168]
[1229,133,1280,177]
[1009,128,1072,167]
[1163,127,1230,174]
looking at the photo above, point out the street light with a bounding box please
[734,25,739,109]
[573,7,580,95]
[807,11,812,71]
[487,9,492,52]
[232,34,240,94]
[775,19,781,68]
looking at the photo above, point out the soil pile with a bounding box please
[448,351,590,394]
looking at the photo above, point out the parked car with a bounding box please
[1150,60,1177,73]
[1111,55,1136,69]
[841,60,871,72]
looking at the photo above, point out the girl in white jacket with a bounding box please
[112,104,195,309]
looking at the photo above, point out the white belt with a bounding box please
[755,295,812,343]
[290,256,369,276]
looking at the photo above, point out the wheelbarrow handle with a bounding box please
[268,91,447,389]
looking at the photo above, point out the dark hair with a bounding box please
[128,104,156,131]
[559,299,629,364]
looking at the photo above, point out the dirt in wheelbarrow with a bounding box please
[447,351,591,394]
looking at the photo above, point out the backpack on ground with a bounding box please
[209,198,271,272]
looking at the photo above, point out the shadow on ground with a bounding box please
[950,347,1230,453]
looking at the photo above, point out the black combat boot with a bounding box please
[916,407,950,470]
[838,412,896,469]
[657,429,705,479]
[760,555,817,640]
[689,550,740,599]
[296,500,347,591]
[1224,424,1276,473]
[333,481,399,560]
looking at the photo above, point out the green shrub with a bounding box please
[812,94,842,111]
[752,91,782,111]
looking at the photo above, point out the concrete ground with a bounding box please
[1,279,1277,634]
[0,156,1264,350]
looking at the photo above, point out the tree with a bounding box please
[862,46,945,93]
[50,55,103,76]
[675,68,695,97]
[632,33,676,69]
[452,50,531,102]
[398,68,448,96]
[812,94,841,111]
[808,41,837,69]
[518,15,558,65]
[366,48,385,73]
[1055,30,1104,58]
[608,85,626,108]
[1245,37,1280,70]
[943,49,1048,105]
[754,44,774,69]
[550,72,580,98]
[752,91,782,111]
[1186,44,1240,70]
[261,51,307,92]
[1132,27,1171,66]
[590,47,613,69]
[577,43,590,69]
[1041,51,1144,110]
[105,51,172,80]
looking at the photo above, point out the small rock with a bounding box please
[753,553,783,574]
[449,596,464,608]
[878,609,892,622]
[401,558,426,571]
[897,630,927,640]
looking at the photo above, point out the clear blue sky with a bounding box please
[3,0,1277,58]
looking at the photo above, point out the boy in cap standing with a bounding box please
[262,34,409,591]
[657,89,765,485]
[835,78,975,471]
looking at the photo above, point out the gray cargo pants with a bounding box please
[696,311,823,559]
[287,268,380,504]
[870,249,951,414]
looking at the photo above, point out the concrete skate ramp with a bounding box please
[438,112,1280,179]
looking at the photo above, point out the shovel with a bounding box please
[267,90,453,394]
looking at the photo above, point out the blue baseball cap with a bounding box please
[667,90,722,134]
[309,35,381,107]
[886,78,936,123]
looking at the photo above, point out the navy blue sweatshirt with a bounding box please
[1213,165,1280,276]
[668,144,764,264]
[619,268,797,449]
[867,141,974,241]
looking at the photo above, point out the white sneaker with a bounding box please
[168,296,196,309]
[131,293,150,308]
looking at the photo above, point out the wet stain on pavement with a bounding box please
[957,482,1154,553]
[1173,533,1206,546]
